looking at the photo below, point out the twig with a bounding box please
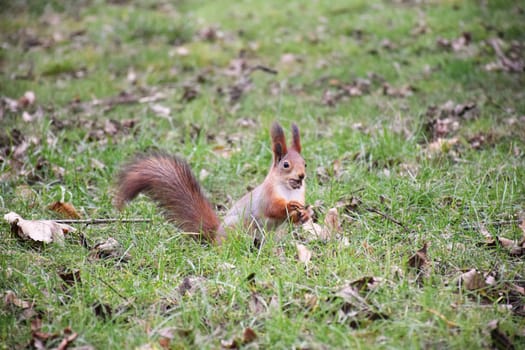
[250,65,278,75]
[489,38,524,72]
[96,275,128,300]
[366,207,409,232]
[54,218,152,225]
[424,307,459,328]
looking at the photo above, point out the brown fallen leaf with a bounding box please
[150,104,171,118]
[349,276,383,292]
[459,269,487,291]
[48,201,81,219]
[324,208,341,234]
[242,327,257,344]
[408,243,429,272]
[56,327,78,350]
[281,53,297,64]
[31,317,55,349]
[382,83,415,98]
[249,292,268,315]
[487,38,524,73]
[92,302,112,320]
[178,276,207,297]
[303,293,318,311]
[181,85,199,103]
[221,338,239,349]
[336,196,362,214]
[3,290,33,309]
[487,320,515,350]
[296,243,312,264]
[301,219,324,240]
[4,212,75,244]
[18,91,36,108]
[479,224,494,244]
[436,32,472,52]
[334,284,388,328]
[58,268,81,288]
[198,26,223,42]
[478,224,524,256]
[89,237,131,262]
[427,137,459,155]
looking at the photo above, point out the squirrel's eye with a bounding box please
[283,161,290,169]
[305,163,307,168]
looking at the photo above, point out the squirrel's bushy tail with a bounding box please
[115,154,223,242]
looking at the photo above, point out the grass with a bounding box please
[1,0,524,349]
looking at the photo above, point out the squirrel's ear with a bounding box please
[271,122,287,164]
[291,123,301,153]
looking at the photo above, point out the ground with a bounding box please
[0,0,524,349]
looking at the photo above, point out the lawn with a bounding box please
[1,0,524,349]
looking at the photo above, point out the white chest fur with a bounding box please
[274,182,305,203]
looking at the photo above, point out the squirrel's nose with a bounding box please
[298,173,305,180]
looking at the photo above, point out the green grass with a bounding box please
[1,0,524,349]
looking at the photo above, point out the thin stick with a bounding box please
[424,307,459,328]
[54,218,152,225]
[96,275,128,300]
[250,65,278,75]
[366,207,409,232]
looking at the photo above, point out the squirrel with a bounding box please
[115,122,310,245]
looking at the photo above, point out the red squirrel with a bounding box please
[115,122,310,244]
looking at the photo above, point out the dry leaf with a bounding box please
[178,276,207,297]
[242,327,257,344]
[487,320,515,350]
[459,269,487,291]
[221,338,239,349]
[3,290,33,309]
[334,284,388,327]
[324,208,341,234]
[249,292,267,315]
[174,46,189,56]
[58,268,81,287]
[92,302,112,320]
[487,38,524,73]
[303,293,318,310]
[301,219,324,239]
[181,85,199,103]
[56,328,78,350]
[281,53,297,64]
[48,201,81,219]
[436,32,472,52]
[104,119,119,135]
[408,242,429,272]
[479,224,523,256]
[4,211,74,244]
[349,276,383,292]
[150,104,171,118]
[427,137,459,154]
[479,224,495,244]
[89,237,131,262]
[296,243,312,264]
[18,91,36,107]
[382,83,414,98]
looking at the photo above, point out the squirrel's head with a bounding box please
[270,122,306,190]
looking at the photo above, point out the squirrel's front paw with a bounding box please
[287,200,303,212]
[286,201,311,224]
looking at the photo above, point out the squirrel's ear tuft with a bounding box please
[271,122,287,164]
[291,123,301,153]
